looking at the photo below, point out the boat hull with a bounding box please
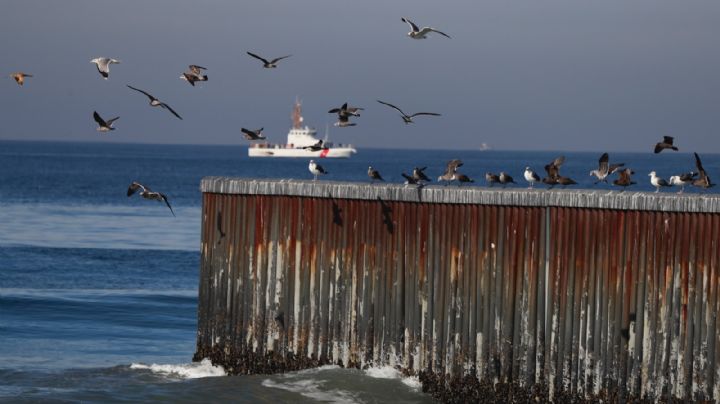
[248,147,357,158]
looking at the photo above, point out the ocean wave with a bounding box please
[364,366,421,391]
[261,378,360,404]
[129,358,225,379]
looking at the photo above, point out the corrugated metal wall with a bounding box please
[196,190,720,401]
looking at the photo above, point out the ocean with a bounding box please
[0,140,717,403]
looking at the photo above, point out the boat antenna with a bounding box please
[324,123,329,142]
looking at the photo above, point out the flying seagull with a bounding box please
[126,181,175,216]
[377,100,440,124]
[649,171,671,193]
[524,167,541,189]
[328,103,363,118]
[93,111,119,132]
[438,159,463,183]
[613,168,636,190]
[180,65,208,86]
[401,17,451,39]
[654,136,678,153]
[590,153,625,184]
[309,159,328,181]
[241,127,266,140]
[669,172,696,194]
[90,58,120,79]
[10,72,32,86]
[246,51,292,68]
[692,152,714,190]
[499,172,516,188]
[368,166,384,182]
[127,85,182,120]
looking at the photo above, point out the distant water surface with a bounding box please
[0,140,716,402]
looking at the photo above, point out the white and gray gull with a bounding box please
[401,17,451,39]
[377,100,441,124]
[127,182,175,217]
[90,58,120,79]
[127,85,183,120]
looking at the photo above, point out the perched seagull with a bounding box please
[90,58,120,79]
[485,172,500,187]
[438,159,463,184]
[412,166,431,183]
[246,51,291,68]
[524,167,541,189]
[93,111,119,132]
[126,181,175,217]
[309,159,328,181]
[303,140,325,152]
[649,171,671,193]
[692,152,714,190]
[180,65,208,86]
[669,172,696,194]
[402,172,419,185]
[543,155,565,187]
[377,100,441,124]
[654,136,679,153]
[556,176,577,189]
[368,166,384,182]
[401,17,451,39]
[454,173,474,185]
[590,153,625,184]
[498,172,516,188]
[613,168,636,190]
[10,72,32,86]
[127,85,182,120]
[241,127,266,140]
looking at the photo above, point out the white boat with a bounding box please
[248,100,357,158]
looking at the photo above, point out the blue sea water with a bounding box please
[0,140,717,403]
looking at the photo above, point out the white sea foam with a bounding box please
[261,378,360,403]
[130,358,226,379]
[364,366,422,391]
[292,364,342,375]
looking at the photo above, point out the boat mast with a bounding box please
[292,98,303,129]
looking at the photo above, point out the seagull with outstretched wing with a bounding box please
[127,181,175,216]
[246,52,292,68]
[401,17,451,39]
[127,85,183,120]
[377,100,441,124]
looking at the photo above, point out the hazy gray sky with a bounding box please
[1,0,719,151]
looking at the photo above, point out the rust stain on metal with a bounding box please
[195,182,720,401]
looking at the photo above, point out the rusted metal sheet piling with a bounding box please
[195,177,720,402]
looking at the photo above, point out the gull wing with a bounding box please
[377,100,408,117]
[159,102,183,120]
[408,112,441,118]
[126,85,156,101]
[401,17,420,32]
[127,182,145,197]
[160,193,176,217]
[269,55,292,64]
[93,111,107,127]
[246,52,270,65]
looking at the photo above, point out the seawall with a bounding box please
[195,177,720,402]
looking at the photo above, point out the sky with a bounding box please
[1,0,719,151]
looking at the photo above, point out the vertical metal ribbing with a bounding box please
[197,183,720,401]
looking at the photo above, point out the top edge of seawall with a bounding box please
[200,177,720,213]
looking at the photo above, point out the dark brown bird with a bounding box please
[454,173,474,185]
[246,52,292,68]
[692,152,714,189]
[613,168,636,190]
[556,176,577,188]
[180,65,208,86]
[241,127,266,140]
[654,136,678,153]
[498,172,515,187]
[402,172,419,185]
[412,166,431,183]
[368,166,384,182]
[485,172,500,187]
[303,140,325,151]
[543,155,565,188]
[10,72,32,86]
